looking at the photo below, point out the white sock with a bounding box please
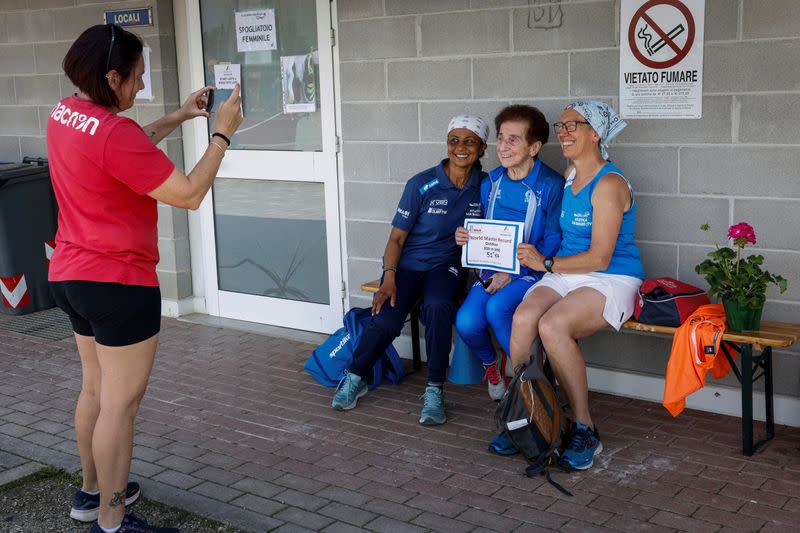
[100,525,121,533]
[83,489,100,495]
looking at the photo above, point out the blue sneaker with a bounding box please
[560,422,602,470]
[488,432,519,456]
[419,386,446,425]
[70,482,141,522]
[331,372,367,411]
[89,513,179,532]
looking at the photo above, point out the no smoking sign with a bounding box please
[619,0,705,119]
[628,0,695,70]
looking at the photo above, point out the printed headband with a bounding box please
[447,115,489,143]
[565,100,626,160]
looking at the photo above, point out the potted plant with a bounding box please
[695,222,788,331]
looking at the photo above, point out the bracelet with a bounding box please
[211,132,231,146]
[208,141,226,156]
[382,267,397,273]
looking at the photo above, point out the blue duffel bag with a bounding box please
[304,307,405,389]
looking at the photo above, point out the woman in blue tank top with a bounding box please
[509,101,644,471]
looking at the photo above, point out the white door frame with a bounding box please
[173,0,346,333]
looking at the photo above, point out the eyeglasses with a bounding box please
[496,134,524,148]
[447,136,480,147]
[105,25,116,72]
[553,120,590,134]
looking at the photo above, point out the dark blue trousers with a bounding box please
[350,263,467,384]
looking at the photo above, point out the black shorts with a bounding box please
[50,281,161,347]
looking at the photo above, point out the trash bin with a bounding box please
[0,162,58,315]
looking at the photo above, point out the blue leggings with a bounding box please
[454,277,535,365]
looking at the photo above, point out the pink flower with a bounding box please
[728,222,756,246]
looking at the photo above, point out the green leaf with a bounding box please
[777,277,788,293]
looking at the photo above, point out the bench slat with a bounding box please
[361,280,798,348]
[758,321,800,341]
[623,321,796,348]
[361,280,380,293]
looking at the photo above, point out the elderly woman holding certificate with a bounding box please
[510,100,644,470]
[331,115,489,426]
[454,105,564,404]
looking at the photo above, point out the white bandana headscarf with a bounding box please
[447,115,490,143]
[565,101,626,160]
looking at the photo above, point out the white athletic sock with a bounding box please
[83,489,100,495]
[99,525,121,533]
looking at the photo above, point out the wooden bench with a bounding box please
[623,320,800,456]
[361,279,800,456]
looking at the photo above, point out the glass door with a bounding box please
[188,0,342,332]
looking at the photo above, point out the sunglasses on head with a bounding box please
[105,24,116,72]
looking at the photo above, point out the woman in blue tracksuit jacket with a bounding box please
[455,105,564,401]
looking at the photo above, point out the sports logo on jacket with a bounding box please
[427,198,448,215]
[419,178,439,196]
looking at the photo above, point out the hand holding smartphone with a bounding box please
[205,89,215,112]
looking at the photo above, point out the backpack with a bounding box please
[634,277,710,327]
[495,340,572,494]
[304,307,405,389]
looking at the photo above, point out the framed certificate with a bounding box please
[461,218,524,274]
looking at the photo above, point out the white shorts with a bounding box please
[524,272,643,330]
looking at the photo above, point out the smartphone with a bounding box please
[475,269,492,288]
[205,89,215,111]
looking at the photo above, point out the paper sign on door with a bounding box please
[235,10,277,52]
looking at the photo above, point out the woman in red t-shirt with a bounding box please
[47,24,242,533]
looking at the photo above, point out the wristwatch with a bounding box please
[543,257,554,273]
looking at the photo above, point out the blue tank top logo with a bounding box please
[571,211,591,227]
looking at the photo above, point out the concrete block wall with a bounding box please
[337,0,800,396]
[0,0,191,303]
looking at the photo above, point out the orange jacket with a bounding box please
[663,304,732,417]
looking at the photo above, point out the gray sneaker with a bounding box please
[331,372,367,411]
[419,386,446,425]
[483,362,507,401]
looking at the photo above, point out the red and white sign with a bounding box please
[45,240,56,262]
[619,0,705,119]
[1,274,30,309]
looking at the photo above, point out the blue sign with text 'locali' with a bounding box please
[103,7,153,27]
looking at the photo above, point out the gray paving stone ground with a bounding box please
[1,316,800,532]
